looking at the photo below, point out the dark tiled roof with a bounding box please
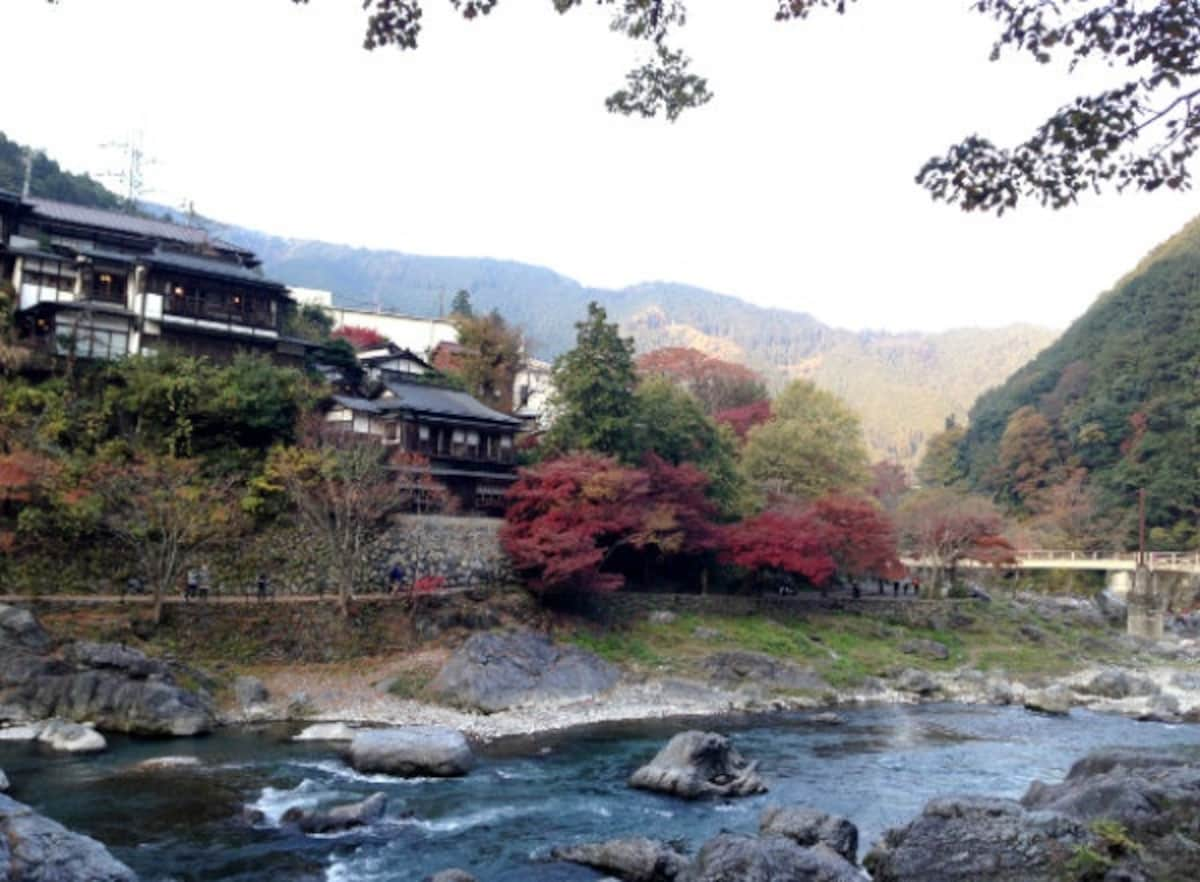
[335,380,522,427]
[381,378,523,426]
[145,249,286,288]
[28,198,212,246]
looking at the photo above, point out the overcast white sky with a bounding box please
[3,0,1197,333]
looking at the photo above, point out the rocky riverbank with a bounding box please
[218,593,1200,741]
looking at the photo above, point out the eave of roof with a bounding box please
[28,198,212,247]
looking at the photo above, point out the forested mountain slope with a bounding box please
[959,214,1200,547]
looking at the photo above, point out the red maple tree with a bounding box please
[332,325,389,350]
[714,399,772,441]
[716,509,836,588]
[805,493,904,580]
[500,452,718,597]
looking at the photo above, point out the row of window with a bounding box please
[157,277,278,328]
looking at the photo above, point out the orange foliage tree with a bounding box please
[637,347,767,415]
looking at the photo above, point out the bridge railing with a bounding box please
[903,550,1200,571]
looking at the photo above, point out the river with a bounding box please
[3,704,1197,882]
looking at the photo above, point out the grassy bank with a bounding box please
[568,598,1137,691]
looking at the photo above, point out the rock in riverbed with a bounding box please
[0,604,213,736]
[1076,668,1157,700]
[630,731,766,799]
[866,748,1200,882]
[347,726,474,777]
[0,792,137,882]
[36,719,106,753]
[682,834,864,882]
[281,792,387,834]
[293,722,358,742]
[424,871,477,882]
[553,837,688,882]
[430,630,619,713]
[1023,686,1073,716]
[759,806,859,863]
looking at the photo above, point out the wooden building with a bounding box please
[0,194,305,364]
[328,372,523,512]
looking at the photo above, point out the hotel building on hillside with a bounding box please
[0,190,306,364]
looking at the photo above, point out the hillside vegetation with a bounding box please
[957,214,1200,548]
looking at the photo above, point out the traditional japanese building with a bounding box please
[328,371,523,512]
[0,195,305,364]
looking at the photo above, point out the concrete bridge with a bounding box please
[903,550,1200,641]
[902,550,1200,575]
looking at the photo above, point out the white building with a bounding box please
[290,288,456,361]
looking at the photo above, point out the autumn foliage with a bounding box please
[637,347,767,415]
[714,399,772,441]
[716,494,902,588]
[332,325,389,350]
[500,452,716,596]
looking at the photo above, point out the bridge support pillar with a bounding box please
[1107,570,1133,599]
[1126,565,1164,641]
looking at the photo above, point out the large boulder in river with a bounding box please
[866,748,1200,882]
[681,834,864,882]
[0,606,213,736]
[430,630,619,713]
[864,796,1089,882]
[553,837,688,882]
[36,719,106,753]
[0,792,138,882]
[347,726,474,777]
[630,731,766,799]
[759,806,859,863]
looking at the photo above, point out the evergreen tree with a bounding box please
[450,289,474,318]
[545,302,638,461]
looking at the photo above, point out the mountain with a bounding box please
[958,214,1200,546]
[235,230,1054,467]
[0,133,121,209]
[1,129,1056,469]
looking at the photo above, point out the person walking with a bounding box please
[388,562,407,595]
[185,568,199,601]
[256,573,269,602]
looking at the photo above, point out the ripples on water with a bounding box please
[2,705,1197,882]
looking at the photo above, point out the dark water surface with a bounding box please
[4,705,1198,881]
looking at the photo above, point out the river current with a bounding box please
[4,704,1198,882]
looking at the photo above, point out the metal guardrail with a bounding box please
[903,550,1200,572]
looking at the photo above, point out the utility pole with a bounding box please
[20,148,36,199]
[1138,487,1147,567]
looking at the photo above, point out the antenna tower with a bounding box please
[100,131,155,211]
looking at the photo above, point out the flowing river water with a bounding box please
[4,704,1199,882]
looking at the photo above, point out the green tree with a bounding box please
[917,423,967,489]
[633,377,751,518]
[450,309,524,411]
[450,289,474,318]
[545,301,639,460]
[283,303,334,343]
[741,379,870,502]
